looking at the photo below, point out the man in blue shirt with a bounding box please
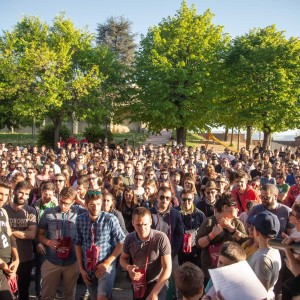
[37,186,83,300]
[75,190,125,300]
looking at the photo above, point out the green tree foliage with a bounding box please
[129,2,229,145]
[0,14,103,146]
[221,25,300,149]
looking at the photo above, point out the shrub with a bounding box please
[38,124,70,148]
[83,126,113,143]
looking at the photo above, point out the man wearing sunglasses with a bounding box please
[75,189,125,300]
[150,186,184,299]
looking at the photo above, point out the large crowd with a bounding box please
[0,137,300,300]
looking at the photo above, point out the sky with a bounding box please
[1,0,299,41]
[1,0,299,139]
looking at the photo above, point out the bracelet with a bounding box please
[206,235,211,243]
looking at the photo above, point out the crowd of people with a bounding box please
[0,138,300,300]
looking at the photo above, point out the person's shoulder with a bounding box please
[152,229,169,240]
[277,203,291,212]
[76,211,89,221]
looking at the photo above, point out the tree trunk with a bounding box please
[237,128,240,151]
[246,126,253,151]
[53,116,62,149]
[176,127,186,146]
[262,125,271,151]
[224,126,229,141]
[230,128,234,146]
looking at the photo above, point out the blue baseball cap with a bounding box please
[253,211,280,238]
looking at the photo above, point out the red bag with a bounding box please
[208,243,222,268]
[86,245,100,271]
[57,237,72,259]
[182,233,192,253]
[132,269,147,299]
[8,274,18,294]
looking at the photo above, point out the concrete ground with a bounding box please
[29,267,132,299]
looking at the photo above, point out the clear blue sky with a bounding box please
[0,0,299,41]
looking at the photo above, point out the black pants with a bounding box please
[17,260,33,300]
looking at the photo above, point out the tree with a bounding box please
[96,16,137,139]
[221,25,300,150]
[0,14,103,146]
[96,16,137,66]
[129,1,229,145]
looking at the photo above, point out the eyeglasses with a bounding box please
[206,191,215,194]
[260,195,272,201]
[87,190,101,196]
[182,197,193,202]
[289,211,300,219]
[55,179,65,183]
[159,195,171,201]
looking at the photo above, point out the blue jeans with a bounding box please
[34,252,45,295]
[88,262,116,300]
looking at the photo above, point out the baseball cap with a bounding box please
[253,211,280,238]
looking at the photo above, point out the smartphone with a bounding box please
[268,238,300,255]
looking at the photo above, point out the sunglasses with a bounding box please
[87,190,101,196]
[182,197,193,202]
[55,179,65,183]
[159,195,171,201]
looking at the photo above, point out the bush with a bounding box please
[83,126,113,143]
[38,124,71,148]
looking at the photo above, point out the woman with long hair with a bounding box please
[142,179,158,208]
[119,187,138,233]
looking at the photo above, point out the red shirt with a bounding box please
[231,185,261,214]
[285,184,300,208]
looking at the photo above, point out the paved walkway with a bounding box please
[144,130,171,147]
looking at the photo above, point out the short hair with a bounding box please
[14,180,32,192]
[77,178,89,189]
[219,242,246,263]
[84,189,102,204]
[55,173,66,180]
[60,186,77,202]
[158,186,171,194]
[235,170,248,180]
[215,192,237,213]
[175,262,204,298]
[41,182,55,192]
[292,202,300,218]
[0,179,11,191]
[261,183,279,197]
[180,189,193,198]
[276,172,286,180]
[132,207,151,219]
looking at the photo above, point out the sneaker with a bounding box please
[80,288,90,300]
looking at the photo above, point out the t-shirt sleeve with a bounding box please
[28,207,37,226]
[159,232,171,256]
[253,254,273,282]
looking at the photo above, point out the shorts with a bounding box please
[88,261,116,299]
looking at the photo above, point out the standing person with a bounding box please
[276,172,290,203]
[4,181,37,300]
[196,193,248,281]
[32,182,57,300]
[0,180,19,300]
[285,172,300,208]
[249,211,282,300]
[177,189,206,266]
[150,186,184,299]
[231,170,260,215]
[74,190,125,300]
[120,207,172,300]
[37,187,83,300]
[54,173,67,200]
[196,181,218,218]
[120,161,135,187]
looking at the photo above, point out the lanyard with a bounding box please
[55,211,70,239]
